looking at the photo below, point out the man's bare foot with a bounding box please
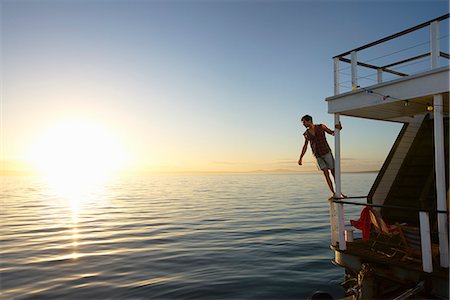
[330,194,347,199]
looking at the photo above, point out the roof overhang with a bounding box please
[326,66,449,122]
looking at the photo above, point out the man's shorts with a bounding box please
[316,152,334,170]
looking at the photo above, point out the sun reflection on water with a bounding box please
[39,174,114,262]
[71,212,79,260]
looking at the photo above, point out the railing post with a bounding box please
[334,57,340,95]
[430,20,440,69]
[377,69,383,84]
[351,51,358,90]
[419,211,433,273]
[433,93,449,268]
[330,200,337,246]
[337,203,346,250]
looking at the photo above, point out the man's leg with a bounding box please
[331,168,347,198]
[322,168,335,196]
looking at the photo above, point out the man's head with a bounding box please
[301,115,313,128]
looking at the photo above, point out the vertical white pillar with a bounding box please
[419,211,433,273]
[334,114,341,197]
[334,57,340,95]
[334,112,345,250]
[430,21,440,69]
[351,51,358,90]
[330,201,337,246]
[433,94,449,268]
[337,203,346,250]
[377,69,383,84]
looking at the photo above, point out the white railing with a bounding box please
[330,14,450,272]
[333,14,449,94]
[329,198,447,273]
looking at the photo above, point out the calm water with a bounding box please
[1,173,375,299]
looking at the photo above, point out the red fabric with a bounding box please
[350,206,373,240]
[304,124,331,157]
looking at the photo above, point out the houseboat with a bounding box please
[327,14,449,299]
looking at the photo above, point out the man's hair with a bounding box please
[301,115,313,122]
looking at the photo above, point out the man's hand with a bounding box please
[335,122,342,130]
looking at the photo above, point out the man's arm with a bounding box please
[298,136,308,165]
[322,123,342,135]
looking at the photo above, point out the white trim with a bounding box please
[433,94,449,268]
[334,113,341,198]
[337,203,346,250]
[330,201,337,246]
[419,211,433,273]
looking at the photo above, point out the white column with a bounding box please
[334,114,341,197]
[337,203,346,250]
[351,51,358,90]
[419,211,433,273]
[334,112,345,250]
[430,21,440,69]
[330,201,337,246]
[377,69,383,84]
[334,57,340,95]
[433,94,449,268]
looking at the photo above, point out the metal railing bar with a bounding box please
[333,13,449,58]
[393,57,430,70]
[337,36,447,72]
[338,71,352,77]
[363,40,431,64]
[338,57,408,77]
[338,84,352,89]
[381,53,430,68]
[440,51,450,59]
[333,199,449,214]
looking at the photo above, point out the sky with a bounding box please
[1,0,449,175]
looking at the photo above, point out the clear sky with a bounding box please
[2,0,449,175]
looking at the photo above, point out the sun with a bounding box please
[27,119,129,198]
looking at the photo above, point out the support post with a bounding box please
[334,114,341,198]
[334,57,340,95]
[334,113,344,250]
[351,51,358,90]
[433,94,449,268]
[419,211,433,273]
[430,21,440,69]
[377,69,383,84]
[337,203,346,250]
[330,201,337,246]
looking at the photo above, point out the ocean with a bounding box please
[1,173,375,299]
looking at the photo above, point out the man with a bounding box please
[298,115,345,198]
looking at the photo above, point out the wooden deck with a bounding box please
[334,238,448,278]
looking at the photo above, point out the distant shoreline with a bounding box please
[1,170,380,176]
